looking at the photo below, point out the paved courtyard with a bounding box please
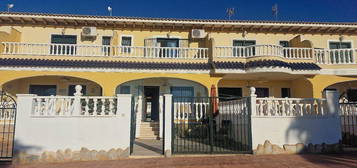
[1,153,357,168]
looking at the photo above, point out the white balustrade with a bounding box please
[315,49,356,64]
[216,45,284,58]
[1,42,208,59]
[255,98,327,117]
[282,48,313,59]
[173,101,209,121]
[32,96,117,117]
[216,45,315,60]
[340,103,357,116]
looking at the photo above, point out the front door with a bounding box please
[144,86,160,121]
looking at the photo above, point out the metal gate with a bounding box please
[129,96,136,154]
[0,91,17,159]
[172,97,252,154]
[340,102,357,147]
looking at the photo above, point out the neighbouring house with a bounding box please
[0,12,356,163]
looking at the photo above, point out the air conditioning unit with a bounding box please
[81,27,97,37]
[191,29,206,38]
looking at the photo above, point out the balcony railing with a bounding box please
[315,49,356,64]
[216,45,357,64]
[1,42,208,59]
[215,45,314,59]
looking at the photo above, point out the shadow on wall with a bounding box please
[13,139,42,161]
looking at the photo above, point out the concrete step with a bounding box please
[137,136,159,140]
[140,122,159,127]
[140,127,159,131]
[139,132,159,136]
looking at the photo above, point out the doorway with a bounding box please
[144,86,160,121]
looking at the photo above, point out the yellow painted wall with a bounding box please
[3,76,102,97]
[210,31,357,49]
[0,70,221,97]
[218,79,292,97]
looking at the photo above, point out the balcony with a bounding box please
[215,45,357,64]
[1,42,208,60]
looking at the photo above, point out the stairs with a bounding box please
[137,122,159,139]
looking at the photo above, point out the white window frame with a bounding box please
[327,40,353,49]
[120,35,134,53]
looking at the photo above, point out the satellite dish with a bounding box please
[107,6,112,16]
[7,4,14,12]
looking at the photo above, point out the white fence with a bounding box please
[255,98,327,117]
[215,45,314,59]
[173,101,209,121]
[216,45,356,64]
[14,93,132,157]
[315,49,355,64]
[32,96,117,117]
[2,42,208,59]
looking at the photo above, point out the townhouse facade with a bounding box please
[0,12,355,162]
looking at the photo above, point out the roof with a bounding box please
[0,58,320,71]
[1,12,356,34]
[214,60,321,71]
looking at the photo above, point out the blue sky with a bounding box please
[1,0,357,22]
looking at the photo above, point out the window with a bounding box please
[171,87,194,102]
[102,36,111,56]
[329,41,353,63]
[121,36,132,53]
[279,41,290,47]
[157,38,180,57]
[256,88,269,98]
[29,85,57,96]
[329,42,352,49]
[119,86,131,94]
[281,88,291,98]
[50,35,77,55]
[218,87,242,101]
[347,89,357,102]
[68,85,87,96]
[233,40,256,56]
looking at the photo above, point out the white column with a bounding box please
[323,90,340,116]
[163,94,172,157]
[14,94,36,154]
[73,85,83,116]
[116,94,132,156]
[159,95,163,139]
[248,87,258,149]
[323,90,342,142]
[135,96,143,137]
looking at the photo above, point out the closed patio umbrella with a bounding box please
[211,85,219,117]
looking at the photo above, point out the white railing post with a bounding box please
[135,96,143,137]
[159,95,164,139]
[73,85,83,116]
[163,94,172,157]
[116,94,132,155]
[248,87,256,150]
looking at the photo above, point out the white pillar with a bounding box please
[159,95,163,139]
[323,90,342,142]
[163,94,172,157]
[116,94,132,156]
[73,85,83,116]
[14,94,36,154]
[248,87,258,150]
[323,90,340,116]
[135,96,142,137]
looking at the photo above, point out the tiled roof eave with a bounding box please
[1,12,357,29]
